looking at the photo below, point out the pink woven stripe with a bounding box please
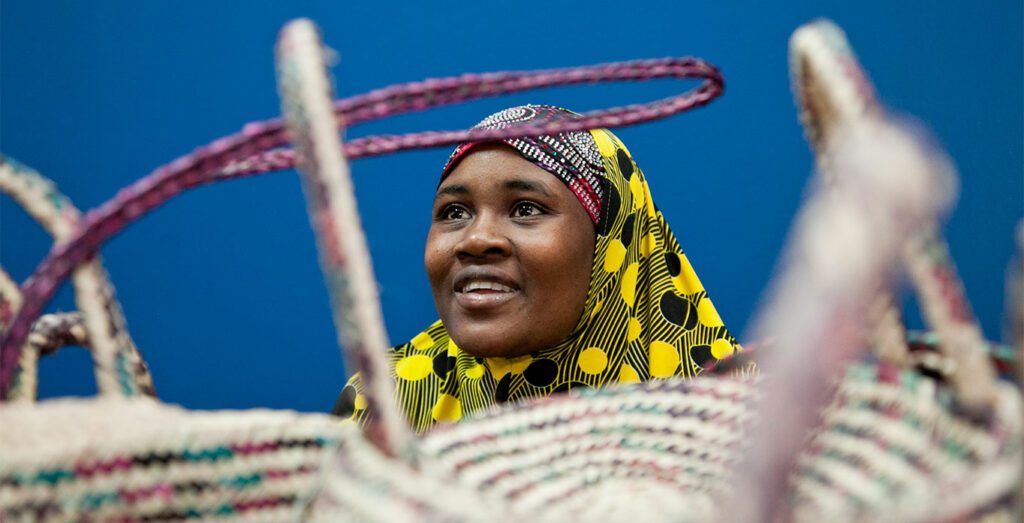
[73,456,134,478]
[231,441,282,455]
[119,483,174,504]
[0,58,724,395]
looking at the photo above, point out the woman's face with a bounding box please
[425,144,596,359]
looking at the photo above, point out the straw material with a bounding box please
[276,19,413,459]
[0,398,346,521]
[789,20,997,412]
[792,362,1022,521]
[306,355,1020,522]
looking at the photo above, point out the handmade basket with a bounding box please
[0,158,352,521]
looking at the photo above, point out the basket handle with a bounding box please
[274,19,417,458]
[0,36,726,412]
[789,20,908,364]
[8,312,94,402]
[789,19,997,411]
[1010,221,1024,383]
[726,92,956,523]
[0,158,156,400]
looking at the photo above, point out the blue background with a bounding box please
[2,1,1021,412]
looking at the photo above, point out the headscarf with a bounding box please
[335,105,741,433]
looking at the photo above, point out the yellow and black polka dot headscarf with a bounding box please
[335,106,741,433]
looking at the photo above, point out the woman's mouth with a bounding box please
[461,281,515,293]
[453,274,520,310]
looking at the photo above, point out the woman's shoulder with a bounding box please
[331,321,450,419]
[331,372,366,419]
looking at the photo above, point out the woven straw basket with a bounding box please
[0,157,352,521]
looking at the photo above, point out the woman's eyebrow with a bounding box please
[504,179,552,197]
[435,184,469,201]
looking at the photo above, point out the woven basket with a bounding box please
[0,398,351,521]
[0,158,352,521]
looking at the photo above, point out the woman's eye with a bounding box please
[439,205,469,220]
[513,202,544,218]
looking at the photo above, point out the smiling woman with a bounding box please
[426,144,596,359]
[334,105,743,433]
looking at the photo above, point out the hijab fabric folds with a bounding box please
[336,106,741,433]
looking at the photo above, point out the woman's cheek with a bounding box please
[423,235,451,287]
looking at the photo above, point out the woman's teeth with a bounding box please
[462,281,514,293]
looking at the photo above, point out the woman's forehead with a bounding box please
[437,145,566,196]
[439,127,611,225]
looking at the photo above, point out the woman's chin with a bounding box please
[447,326,535,359]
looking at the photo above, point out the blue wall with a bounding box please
[2,1,1021,412]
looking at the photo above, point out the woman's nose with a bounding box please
[456,214,512,260]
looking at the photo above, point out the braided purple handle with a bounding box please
[0,58,723,396]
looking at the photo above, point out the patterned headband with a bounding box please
[440,105,607,224]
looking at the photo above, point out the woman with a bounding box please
[334,105,740,433]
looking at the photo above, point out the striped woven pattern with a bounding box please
[791,361,1023,521]
[418,378,758,520]
[0,399,347,521]
[307,361,1021,521]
